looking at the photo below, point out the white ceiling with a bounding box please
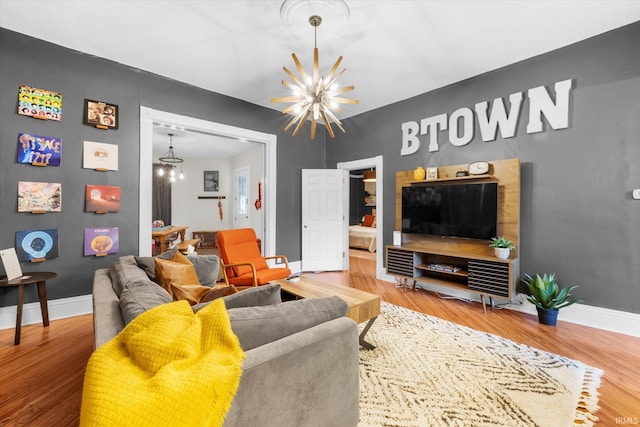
[2,0,640,158]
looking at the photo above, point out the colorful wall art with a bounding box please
[84,99,118,129]
[15,229,59,261]
[17,85,62,121]
[17,181,62,212]
[83,141,118,170]
[84,227,119,256]
[85,185,121,213]
[17,133,62,166]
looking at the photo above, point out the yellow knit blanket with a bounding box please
[80,299,245,427]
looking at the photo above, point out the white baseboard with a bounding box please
[378,273,640,338]
[4,274,638,338]
[0,295,93,331]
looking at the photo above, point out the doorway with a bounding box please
[139,107,277,257]
[337,155,385,280]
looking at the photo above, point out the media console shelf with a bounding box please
[390,158,521,313]
[387,243,516,312]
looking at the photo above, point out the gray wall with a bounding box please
[0,28,327,307]
[327,22,640,314]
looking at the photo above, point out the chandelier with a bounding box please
[157,133,184,182]
[271,14,358,140]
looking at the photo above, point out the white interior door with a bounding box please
[301,169,349,272]
[233,167,250,229]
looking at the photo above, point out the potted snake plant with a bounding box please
[523,273,580,326]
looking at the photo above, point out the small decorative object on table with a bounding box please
[152,220,165,229]
[489,236,515,259]
[523,273,580,326]
[426,167,438,180]
[413,166,426,181]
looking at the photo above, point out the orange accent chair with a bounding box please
[217,228,291,288]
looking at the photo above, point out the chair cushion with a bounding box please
[227,296,348,351]
[230,267,291,286]
[224,242,266,276]
[119,279,172,325]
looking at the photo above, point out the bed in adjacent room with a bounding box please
[349,214,376,252]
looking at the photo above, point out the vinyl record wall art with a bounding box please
[84,227,119,256]
[15,229,59,261]
[17,85,62,121]
[18,133,62,166]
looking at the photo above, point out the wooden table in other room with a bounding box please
[271,275,381,350]
[0,271,57,345]
[152,225,188,254]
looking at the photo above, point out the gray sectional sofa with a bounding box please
[92,254,360,427]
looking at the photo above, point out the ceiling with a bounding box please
[2,0,640,158]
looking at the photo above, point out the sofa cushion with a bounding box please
[192,283,282,313]
[119,279,172,325]
[227,296,348,351]
[186,254,220,287]
[110,255,154,298]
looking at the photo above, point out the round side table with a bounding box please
[0,271,57,345]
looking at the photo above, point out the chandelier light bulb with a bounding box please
[170,176,176,183]
[158,167,164,176]
[170,168,175,177]
[179,171,184,180]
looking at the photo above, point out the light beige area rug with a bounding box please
[358,302,603,427]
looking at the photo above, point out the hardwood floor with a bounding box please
[1,250,638,426]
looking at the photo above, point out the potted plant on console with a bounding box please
[523,273,580,326]
[489,236,515,259]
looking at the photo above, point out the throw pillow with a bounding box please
[186,254,220,287]
[362,214,375,227]
[227,296,348,351]
[135,247,178,281]
[119,279,172,325]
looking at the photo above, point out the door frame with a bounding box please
[139,106,277,257]
[336,155,385,279]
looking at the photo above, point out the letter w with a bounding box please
[475,93,523,142]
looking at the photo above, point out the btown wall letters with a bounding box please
[400,79,573,156]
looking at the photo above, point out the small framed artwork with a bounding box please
[204,170,219,192]
[15,229,59,261]
[18,133,62,166]
[84,227,119,256]
[18,181,62,212]
[83,141,118,171]
[84,99,118,130]
[17,85,62,121]
[85,185,121,213]
[426,167,438,181]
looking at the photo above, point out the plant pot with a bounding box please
[494,247,510,259]
[536,307,559,326]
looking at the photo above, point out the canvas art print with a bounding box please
[83,141,118,170]
[85,185,121,213]
[15,229,59,261]
[204,170,219,192]
[84,227,119,256]
[17,133,62,166]
[84,99,118,129]
[17,181,62,212]
[17,85,62,121]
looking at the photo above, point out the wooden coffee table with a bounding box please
[272,275,381,350]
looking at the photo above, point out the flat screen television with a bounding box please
[401,182,498,240]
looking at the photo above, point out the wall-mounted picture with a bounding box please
[85,185,121,213]
[18,181,62,212]
[17,85,62,121]
[83,141,118,170]
[84,227,119,256]
[204,170,219,192]
[84,99,118,129]
[15,229,59,261]
[17,133,62,166]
